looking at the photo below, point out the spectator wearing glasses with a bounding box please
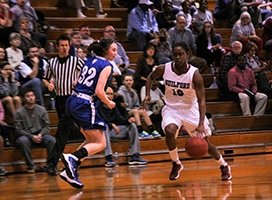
[230,12,263,56]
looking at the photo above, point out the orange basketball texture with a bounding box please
[185,137,208,158]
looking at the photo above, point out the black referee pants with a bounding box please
[47,95,75,167]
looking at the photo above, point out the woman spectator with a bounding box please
[230,12,263,56]
[0,61,21,122]
[0,45,7,62]
[244,42,272,98]
[18,17,43,55]
[134,42,159,94]
[196,20,225,67]
[0,0,14,48]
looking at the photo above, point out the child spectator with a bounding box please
[118,74,161,139]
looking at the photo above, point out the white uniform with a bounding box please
[161,62,211,137]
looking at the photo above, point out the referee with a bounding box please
[43,34,84,175]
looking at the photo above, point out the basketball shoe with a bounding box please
[169,161,184,180]
[220,165,232,181]
[59,170,83,189]
[61,153,79,179]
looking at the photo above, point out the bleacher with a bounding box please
[1,0,272,174]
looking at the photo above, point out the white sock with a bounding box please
[217,155,227,166]
[169,148,181,164]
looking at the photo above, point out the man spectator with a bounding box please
[18,43,47,106]
[79,25,95,46]
[99,87,147,167]
[127,0,159,50]
[42,34,84,176]
[14,88,56,173]
[227,55,267,116]
[168,14,208,73]
[218,41,243,100]
[69,31,83,56]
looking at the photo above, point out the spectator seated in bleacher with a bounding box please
[134,42,159,93]
[140,79,164,135]
[6,32,23,72]
[178,0,193,28]
[0,45,7,62]
[0,134,8,176]
[213,0,241,27]
[17,17,43,55]
[156,0,180,30]
[218,41,243,101]
[258,1,272,21]
[150,28,172,64]
[14,88,55,173]
[196,20,225,67]
[0,61,21,122]
[69,31,83,56]
[127,0,159,50]
[230,11,263,56]
[18,43,48,106]
[118,74,161,140]
[227,54,268,116]
[0,0,15,48]
[99,86,148,167]
[79,24,95,46]
[244,42,272,98]
[191,0,213,37]
[0,99,15,148]
[262,16,272,59]
[239,0,262,28]
[168,13,208,73]
[10,0,47,50]
[75,45,87,61]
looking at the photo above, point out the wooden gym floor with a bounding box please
[1,153,272,200]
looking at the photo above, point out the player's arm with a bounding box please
[96,66,115,109]
[193,70,206,128]
[143,64,165,106]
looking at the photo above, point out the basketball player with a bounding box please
[143,42,232,181]
[59,38,117,188]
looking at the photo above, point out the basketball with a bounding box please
[185,137,208,158]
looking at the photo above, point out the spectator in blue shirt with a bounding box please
[127,0,159,50]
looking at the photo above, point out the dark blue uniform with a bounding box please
[66,56,112,130]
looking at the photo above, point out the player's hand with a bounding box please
[106,100,116,109]
[195,124,205,138]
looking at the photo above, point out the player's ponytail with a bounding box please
[87,38,115,57]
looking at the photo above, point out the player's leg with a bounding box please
[205,137,232,181]
[162,107,184,180]
[183,110,232,181]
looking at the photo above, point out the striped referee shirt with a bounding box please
[44,56,84,96]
